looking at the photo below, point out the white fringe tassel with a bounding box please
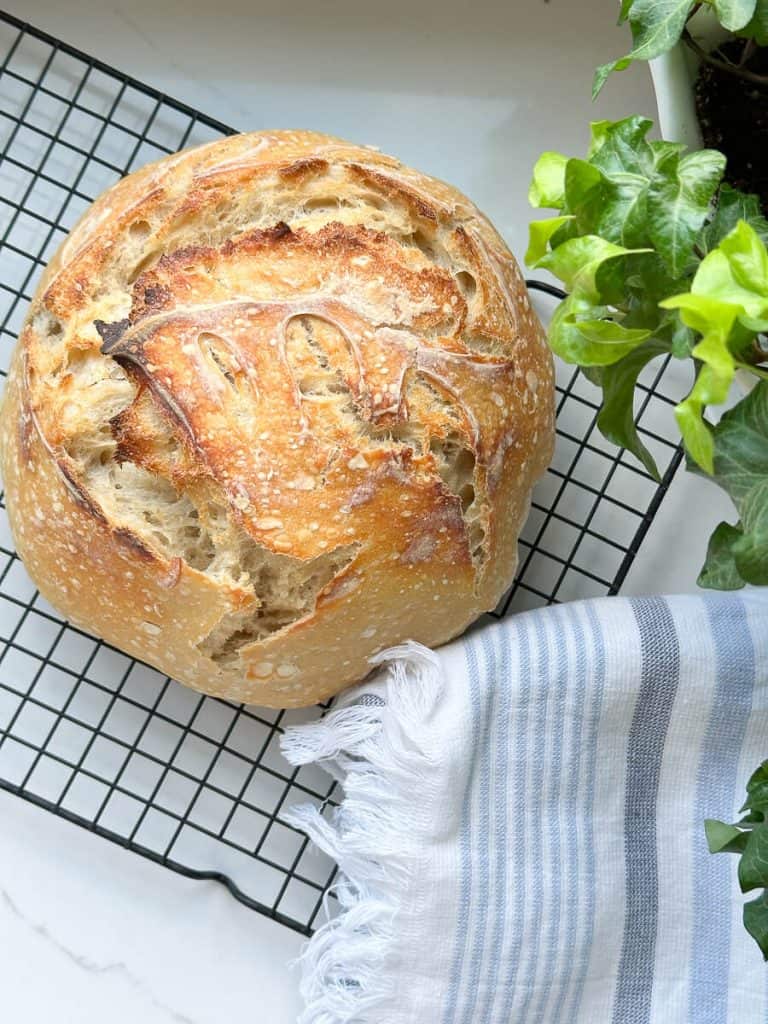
[280,641,443,1024]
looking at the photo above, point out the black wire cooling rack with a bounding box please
[0,10,686,936]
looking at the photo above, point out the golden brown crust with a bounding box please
[0,130,554,707]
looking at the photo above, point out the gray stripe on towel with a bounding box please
[612,597,680,1024]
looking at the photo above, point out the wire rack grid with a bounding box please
[0,10,685,936]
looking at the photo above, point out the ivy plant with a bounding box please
[706,761,768,960]
[528,116,768,589]
[595,0,768,97]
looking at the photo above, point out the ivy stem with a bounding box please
[740,38,757,67]
[685,2,703,26]
[682,29,768,88]
[736,361,768,380]
[742,337,768,365]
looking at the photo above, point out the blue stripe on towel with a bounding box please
[613,597,681,1024]
[689,595,755,1023]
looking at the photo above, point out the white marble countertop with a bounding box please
[1,1,735,1020]
[0,788,304,1022]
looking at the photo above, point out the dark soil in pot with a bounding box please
[694,39,768,214]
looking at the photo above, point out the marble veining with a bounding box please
[1,890,202,1024]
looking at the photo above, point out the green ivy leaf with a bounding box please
[701,184,768,253]
[692,327,737,385]
[739,823,768,893]
[587,116,655,175]
[741,811,768,825]
[744,762,768,815]
[576,120,722,271]
[669,317,698,358]
[561,159,608,237]
[720,218,768,294]
[529,152,569,209]
[705,819,751,854]
[697,521,746,589]
[593,0,697,97]
[535,236,648,303]
[588,120,612,157]
[694,221,768,317]
[582,120,688,250]
[732,478,768,583]
[572,320,652,363]
[675,358,737,474]
[744,891,768,961]
[526,216,574,266]
[699,381,768,585]
[623,256,692,334]
[694,252,749,309]
[593,59,630,99]
[604,183,649,249]
[592,340,667,479]
[647,150,726,277]
[711,0,758,31]
[546,296,604,364]
[676,381,716,473]
[706,379,768,504]
[741,0,768,42]
[619,0,635,21]
[668,307,737,475]
[707,763,768,961]
[546,298,651,367]
[661,295,738,397]
[660,291,738,337]
[594,250,646,307]
[662,223,768,429]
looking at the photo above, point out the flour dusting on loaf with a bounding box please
[0,131,554,707]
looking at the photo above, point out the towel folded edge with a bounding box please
[280,640,442,1024]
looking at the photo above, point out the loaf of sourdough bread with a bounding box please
[0,131,554,707]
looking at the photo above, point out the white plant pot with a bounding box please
[648,10,728,147]
[649,45,701,148]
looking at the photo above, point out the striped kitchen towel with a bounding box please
[281,592,768,1024]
